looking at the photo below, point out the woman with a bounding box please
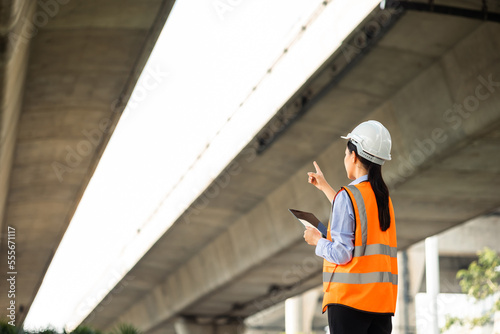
[303,120,397,334]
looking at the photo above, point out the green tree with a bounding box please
[110,324,141,334]
[0,322,140,334]
[442,247,500,332]
[0,321,19,334]
[68,326,103,334]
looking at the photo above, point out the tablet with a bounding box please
[288,208,321,230]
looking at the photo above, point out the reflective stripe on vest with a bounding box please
[322,182,398,314]
[345,185,368,253]
[323,271,398,285]
[354,243,397,258]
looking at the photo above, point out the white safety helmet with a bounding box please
[341,120,392,165]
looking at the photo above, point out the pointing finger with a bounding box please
[313,161,322,174]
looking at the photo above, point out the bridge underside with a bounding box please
[0,0,176,325]
[82,4,500,334]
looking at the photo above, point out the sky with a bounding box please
[24,0,380,331]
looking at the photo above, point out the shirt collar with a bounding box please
[349,174,368,186]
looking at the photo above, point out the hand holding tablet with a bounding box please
[288,209,326,239]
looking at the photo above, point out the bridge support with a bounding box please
[394,244,426,334]
[425,236,440,334]
[285,296,303,333]
[285,288,320,334]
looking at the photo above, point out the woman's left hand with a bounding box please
[304,227,322,246]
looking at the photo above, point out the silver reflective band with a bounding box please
[344,185,367,254]
[353,244,397,258]
[323,271,398,285]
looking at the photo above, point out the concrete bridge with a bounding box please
[1,0,500,332]
[0,0,176,325]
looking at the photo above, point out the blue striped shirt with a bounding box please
[315,175,368,265]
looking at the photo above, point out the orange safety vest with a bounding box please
[322,181,398,314]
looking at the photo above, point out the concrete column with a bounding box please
[174,318,193,334]
[394,251,411,334]
[285,296,303,334]
[394,242,425,334]
[285,288,320,334]
[425,236,440,334]
[302,288,320,333]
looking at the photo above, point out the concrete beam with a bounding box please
[103,171,323,332]
[0,0,35,247]
[0,0,177,325]
[113,16,500,325]
[438,214,500,256]
[84,9,500,332]
[0,1,36,322]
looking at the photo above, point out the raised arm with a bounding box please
[307,161,336,203]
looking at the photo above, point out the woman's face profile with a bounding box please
[344,147,356,180]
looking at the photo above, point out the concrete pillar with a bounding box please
[394,251,411,334]
[394,242,425,334]
[285,296,303,334]
[174,318,192,334]
[285,288,320,334]
[425,236,440,334]
[302,288,320,333]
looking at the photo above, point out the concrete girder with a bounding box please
[0,1,37,322]
[1,0,35,248]
[83,5,500,333]
[0,0,176,325]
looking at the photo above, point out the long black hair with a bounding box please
[347,141,391,231]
